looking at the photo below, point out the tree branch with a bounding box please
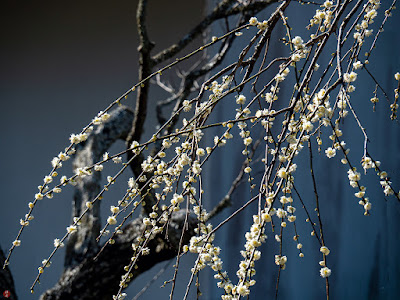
[152,0,278,65]
[126,0,158,216]
[158,27,237,135]
[65,106,134,268]
[127,0,155,145]
[41,211,196,300]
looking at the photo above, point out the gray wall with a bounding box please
[203,2,400,300]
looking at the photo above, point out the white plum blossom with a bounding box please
[249,17,258,26]
[320,267,332,278]
[325,147,336,158]
[107,216,117,225]
[343,72,357,83]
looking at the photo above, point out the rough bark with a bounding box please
[65,106,135,268]
[40,211,196,300]
[0,246,18,300]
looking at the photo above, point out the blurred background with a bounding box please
[1,1,400,299]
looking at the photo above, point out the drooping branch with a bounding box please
[6,1,398,299]
[208,133,263,220]
[156,24,237,132]
[42,105,197,299]
[127,0,279,217]
[40,210,196,300]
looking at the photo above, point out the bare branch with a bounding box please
[127,0,155,145]
[126,0,157,216]
[152,0,279,65]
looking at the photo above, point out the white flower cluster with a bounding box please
[361,156,378,172]
[275,254,287,269]
[290,36,307,64]
[347,167,372,214]
[353,5,378,43]
[248,17,269,31]
[265,85,279,104]
[210,212,269,299]
[23,110,117,239]
[343,71,357,83]
[391,72,400,119]
[306,88,334,125]
[51,151,71,168]
[113,293,127,300]
[274,67,290,83]
[380,178,394,197]
[308,1,334,31]
[69,132,88,145]
[92,110,111,125]
[363,160,398,199]
[198,76,233,121]
[182,99,192,112]
[208,76,233,101]
[188,210,228,293]
[319,246,332,278]
[141,155,160,173]
[347,168,361,187]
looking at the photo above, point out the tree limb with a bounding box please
[152,0,278,65]
[41,211,196,300]
[65,106,134,268]
[126,0,158,216]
